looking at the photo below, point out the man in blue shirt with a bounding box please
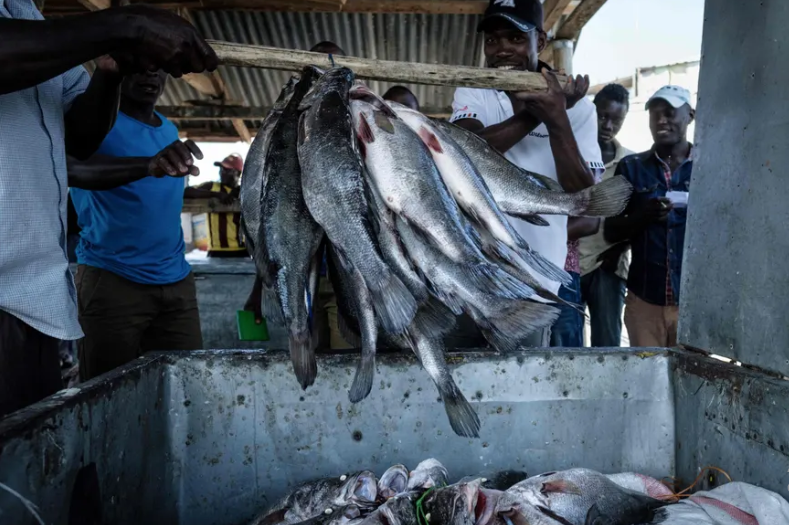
[72,70,203,381]
[605,86,695,348]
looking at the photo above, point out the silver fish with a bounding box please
[298,68,417,335]
[433,119,633,220]
[407,459,449,491]
[505,469,666,525]
[349,98,532,301]
[387,317,480,438]
[253,471,378,525]
[397,218,560,352]
[389,102,569,286]
[357,491,420,525]
[326,245,377,403]
[495,497,574,525]
[420,480,482,525]
[254,67,325,390]
[378,465,409,500]
[240,75,298,274]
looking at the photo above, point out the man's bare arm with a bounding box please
[65,62,123,160]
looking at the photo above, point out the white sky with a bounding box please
[190,0,706,184]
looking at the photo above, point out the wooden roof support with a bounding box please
[146,0,488,14]
[556,0,608,40]
[542,0,574,33]
[76,0,110,10]
[159,104,452,120]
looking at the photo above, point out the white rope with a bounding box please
[0,482,45,525]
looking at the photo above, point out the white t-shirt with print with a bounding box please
[450,88,603,294]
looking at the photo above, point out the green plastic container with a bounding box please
[236,310,270,342]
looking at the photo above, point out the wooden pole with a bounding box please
[552,40,574,76]
[210,41,565,92]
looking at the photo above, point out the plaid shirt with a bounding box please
[615,147,692,306]
[0,0,90,339]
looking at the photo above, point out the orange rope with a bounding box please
[660,466,733,500]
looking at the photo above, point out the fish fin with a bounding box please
[479,299,560,352]
[357,113,375,143]
[440,378,481,438]
[289,331,317,390]
[536,506,574,525]
[249,508,288,525]
[369,273,417,334]
[410,336,480,438]
[261,285,285,326]
[527,172,564,192]
[510,238,572,286]
[426,283,465,316]
[504,212,550,227]
[348,335,376,404]
[540,480,583,496]
[418,126,444,154]
[374,111,395,134]
[338,312,362,348]
[466,262,536,300]
[534,289,586,314]
[570,175,634,217]
[412,296,457,339]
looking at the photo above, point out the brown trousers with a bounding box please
[623,291,679,347]
[76,265,203,382]
[0,310,64,418]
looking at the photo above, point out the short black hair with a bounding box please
[594,83,630,109]
[383,86,419,110]
[310,41,345,55]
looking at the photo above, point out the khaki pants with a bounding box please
[317,277,352,350]
[76,265,203,381]
[623,291,679,347]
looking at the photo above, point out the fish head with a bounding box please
[378,464,409,500]
[340,470,378,507]
[407,459,449,491]
[422,480,481,525]
[474,488,504,525]
[378,492,419,525]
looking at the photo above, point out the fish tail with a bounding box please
[480,299,560,352]
[510,239,572,286]
[412,296,458,339]
[369,272,418,334]
[348,347,375,403]
[437,375,481,438]
[261,285,286,326]
[571,175,634,217]
[289,330,317,389]
[467,262,535,300]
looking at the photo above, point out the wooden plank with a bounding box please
[76,0,110,10]
[148,0,488,14]
[159,104,452,119]
[542,0,574,32]
[231,119,253,143]
[210,41,565,92]
[183,199,240,213]
[181,71,227,98]
[587,75,633,96]
[556,0,608,39]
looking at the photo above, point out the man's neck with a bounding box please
[120,99,159,126]
[599,139,617,163]
[654,140,691,162]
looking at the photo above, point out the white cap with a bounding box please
[646,85,693,110]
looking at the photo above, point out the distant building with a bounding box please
[589,59,700,152]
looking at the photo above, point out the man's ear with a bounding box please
[536,30,548,54]
[689,107,696,122]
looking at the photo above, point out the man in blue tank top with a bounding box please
[71,70,203,381]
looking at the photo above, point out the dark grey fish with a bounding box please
[433,119,634,220]
[397,218,560,353]
[298,68,417,335]
[505,469,667,525]
[255,67,325,390]
[252,471,378,525]
[240,75,298,274]
[357,491,420,525]
[406,459,449,491]
[459,470,530,491]
[420,480,482,525]
[326,245,377,403]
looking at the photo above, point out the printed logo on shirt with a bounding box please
[528,131,549,138]
[494,0,516,7]
[587,160,605,171]
[450,112,478,123]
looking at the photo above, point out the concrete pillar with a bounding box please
[679,0,789,376]
[551,39,574,75]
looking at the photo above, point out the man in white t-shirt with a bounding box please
[450,0,604,346]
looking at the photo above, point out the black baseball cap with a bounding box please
[477,0,544,34]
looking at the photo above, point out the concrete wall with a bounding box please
[679,0,789,376]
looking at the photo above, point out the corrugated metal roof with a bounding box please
[162,11,485,113]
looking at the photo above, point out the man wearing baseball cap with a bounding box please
[605,85,695,347]
[450,0,603,347]
[185,153,247,258]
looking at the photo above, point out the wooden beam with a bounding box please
[231,119,253,143]
[159,104,452,120]
[146,0,488,14]
[183,199,240,213]
[556,0,608,40]
[542,0,574,33]
[76,0,110,10]
[211,41,566,92]
[587,75,633,96]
